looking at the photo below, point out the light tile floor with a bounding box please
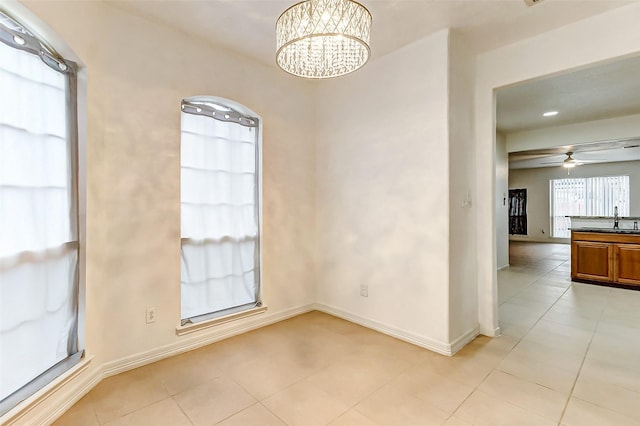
[54,241,640,425]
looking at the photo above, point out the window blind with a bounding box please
[551,175,630,238]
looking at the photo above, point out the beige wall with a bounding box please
[315,30,453,350]
[509,160,640,243]
[7,1,317,423]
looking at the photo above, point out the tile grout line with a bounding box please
[448,254,571,423]
[557,294,606,425]
[500,262,574,355]
[444,363,502,423]
[491,256,584,424]
[170,394,195,426]
[338,352,428,424]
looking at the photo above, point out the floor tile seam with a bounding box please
[351,386,451,426]
[173,373,260,423]
[256,401,290,426]
[572,373,640,402]
[473,370,569,424]
[444,358,505,423]
[447,386,555,424]
[566,395,640,424]
[169,394,196,426]
[500,279,572,355]
[250,365,350,417]
[220,365,281,402]
[540,261,570,278]
[211,401,283,426]
[502,263,567,305]
[311,349,436,424]
[265,374,356,426]
[557,301,604,425]
[62,397,101,426]
[519,336,591,355]
[394,360,476,411]
[330,356,428,421]
[94,392,171,425]
[88,409,100,426]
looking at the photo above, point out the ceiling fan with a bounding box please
[539,151,603,167]
[508,137,640,170]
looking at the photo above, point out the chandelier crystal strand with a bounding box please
[276,0,372,78]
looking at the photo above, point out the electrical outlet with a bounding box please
[146,307,156,324]
[360,284,368,297]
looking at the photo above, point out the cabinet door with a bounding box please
[572,241,613,282]
[614,244,640,286]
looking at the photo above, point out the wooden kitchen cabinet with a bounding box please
[614,244,640,286]
[571,240,613,282]
[571,231,640,288]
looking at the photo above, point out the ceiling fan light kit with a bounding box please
[276,0,372,79]
[563,152,577,168]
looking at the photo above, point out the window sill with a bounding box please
[176,305,268,336]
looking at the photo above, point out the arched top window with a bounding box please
[179,96,262,325]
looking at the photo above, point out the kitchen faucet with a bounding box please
[614,206,619,230]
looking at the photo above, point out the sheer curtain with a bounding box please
[180,102,259,321]
[0,30,78,403]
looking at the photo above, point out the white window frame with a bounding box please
[178,96,263,332]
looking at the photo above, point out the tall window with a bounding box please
[180,97,261,324]
[550,175,630,238]
[0,11,80,414]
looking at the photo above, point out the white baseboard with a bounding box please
[2,303,481,425]
[449,326,480,355]
[2,303,316,426]
[497,264,510,271]
[3,357,100,426]
[38,364,102,426]
[102,303,316,377]
[313,303,458,356]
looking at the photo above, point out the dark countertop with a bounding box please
[572,227,640,235]
[568,216,640,220]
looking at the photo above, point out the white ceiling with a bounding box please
[109,0,638,170]
[500,54,640,169]
[111,0,632,68]
[497,54,640,134]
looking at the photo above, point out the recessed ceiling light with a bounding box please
[543,111,558,117]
